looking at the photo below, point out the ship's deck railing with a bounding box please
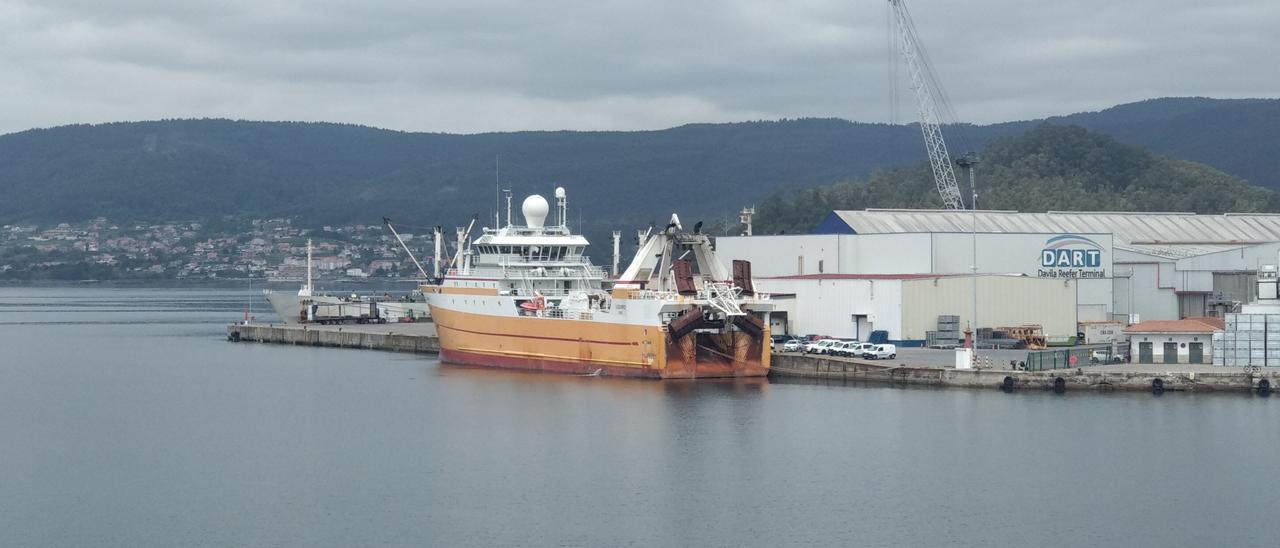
[451,263,607,279]
[614,285,771,303]
[504,288,606,298]
[478,255,597,267]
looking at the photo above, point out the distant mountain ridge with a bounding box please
[0,97,1277,237]
[752,123,1279,236]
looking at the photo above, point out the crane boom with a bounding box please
[889,0,966,210]
[382,217,431,279]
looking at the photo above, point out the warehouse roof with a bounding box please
[1125,317,1225,333]
[820,209,1280,246]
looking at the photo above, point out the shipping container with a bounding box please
[1079,321,1125,345]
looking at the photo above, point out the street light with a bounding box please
[956,153,979,362]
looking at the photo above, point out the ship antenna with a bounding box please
[504,189,513,227]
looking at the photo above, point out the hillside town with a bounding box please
[0,217,434,281]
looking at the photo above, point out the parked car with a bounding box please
[826,341,855,357]
[805,339,840,354]
[1090,349,1123,364]
[782,339,803,352]
[862,344,897,360]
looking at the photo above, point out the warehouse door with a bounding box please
[1188,342,1203,364]
[852,315,870,341]
[1138,342,1153,364]
[1163,342,1178,364]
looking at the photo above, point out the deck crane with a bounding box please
[888,0,966,210]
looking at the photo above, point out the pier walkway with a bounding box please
[771,353,1280,393]
[227,322,440,354]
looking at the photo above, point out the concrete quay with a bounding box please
[223,326,1277,393]
[770,353,1280,394]
[226,322,440,354]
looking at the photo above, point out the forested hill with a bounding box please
[0,97,1277,234]
[752,124,1280,235]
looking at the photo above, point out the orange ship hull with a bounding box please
[431,306,769,379]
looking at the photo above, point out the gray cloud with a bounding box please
[0,0,1277,134]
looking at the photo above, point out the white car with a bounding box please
[805,339,840,354]
[782,339,803,352]
[862,344,897,360]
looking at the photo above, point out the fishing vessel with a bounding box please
[423,188,772,378]
[264,239,343,324]
[264,239,433,324]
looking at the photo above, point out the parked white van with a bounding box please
[862,344,897,360]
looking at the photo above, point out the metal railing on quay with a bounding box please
[1025,346,1118,372]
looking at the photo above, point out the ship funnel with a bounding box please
[523,194,550,228]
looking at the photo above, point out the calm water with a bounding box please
[0,287,1275,547]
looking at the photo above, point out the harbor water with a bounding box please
[1,287,1276,547]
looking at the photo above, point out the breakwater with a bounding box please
[226,322,440,354]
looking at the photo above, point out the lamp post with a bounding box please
[956,153,979,361]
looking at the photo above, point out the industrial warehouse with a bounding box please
[716,209,1280,345]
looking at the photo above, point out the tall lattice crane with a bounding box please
[888,0,966,210]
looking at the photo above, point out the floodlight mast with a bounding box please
[889,0,966,210]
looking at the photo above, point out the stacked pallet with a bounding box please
[927,315,961,348]
[1218,313,1280,367]
[999,325,1047,350]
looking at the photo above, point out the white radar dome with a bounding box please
[522,194,550,228]
[554,187,566,199]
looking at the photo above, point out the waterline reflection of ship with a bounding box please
[424,187,772,379]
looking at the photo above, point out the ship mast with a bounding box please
[300,239,313,297]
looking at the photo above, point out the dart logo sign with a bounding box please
[1038,235,1105,278]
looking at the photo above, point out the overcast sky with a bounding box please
[1,0,1276,134]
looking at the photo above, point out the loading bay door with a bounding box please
[1189,342,1203,364]
[1139,342,1153,364]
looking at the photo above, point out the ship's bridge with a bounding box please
[472,231,590,264]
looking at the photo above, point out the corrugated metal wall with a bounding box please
[1214,273,1256,305]
[900,276,1077,340]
